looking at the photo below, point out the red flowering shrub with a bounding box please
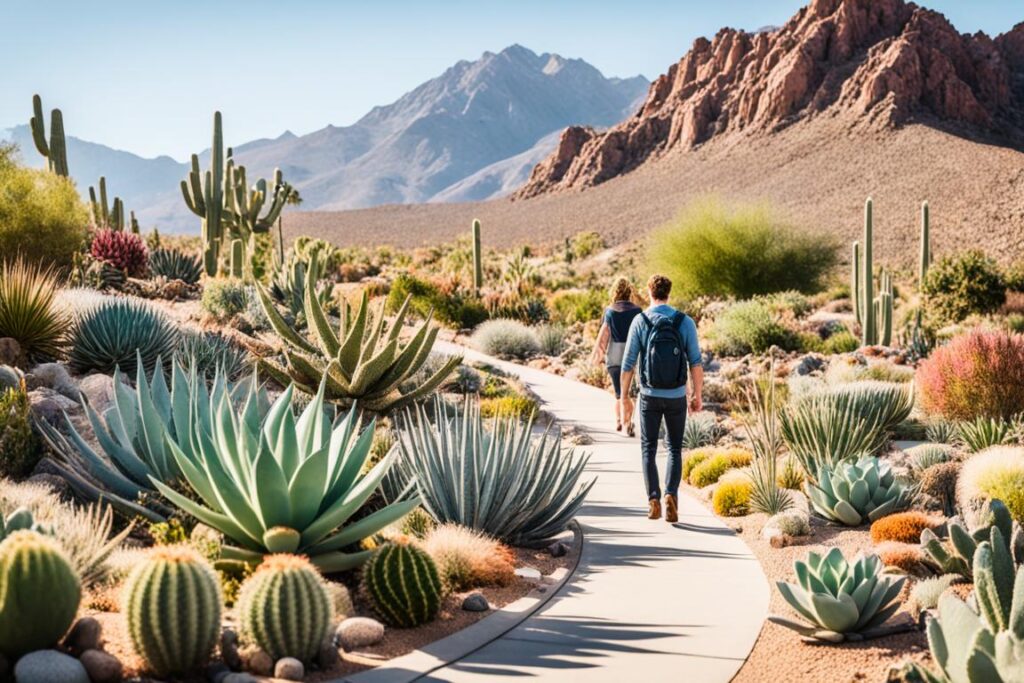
[90,228,148,277]
[917,329,1024,420]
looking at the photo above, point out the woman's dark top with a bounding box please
[603,301,642,367]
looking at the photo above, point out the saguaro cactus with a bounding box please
[851,198,894,347]
[181,111,228,276]
[29,94,69,177]
[851,241,861,327]
[89,177,127,231]
[472,218,483,293]
[919,201,931,289]
[862,198,875,346]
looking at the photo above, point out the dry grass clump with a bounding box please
[420,524,516,592]
[877,543,927,574]
[870,511,942,545]
[957,446,1024,521]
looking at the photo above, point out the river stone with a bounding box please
[79,649,122,683]
[462,592,489,612]
[239,646,273,676]
[335,617,385,650]
[14,650,89,683]
[63,616,103,656]
[547,541,568,558]
[274,657,304,681]
[514,567,542,581]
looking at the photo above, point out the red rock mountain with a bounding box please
[516,0,1024,198]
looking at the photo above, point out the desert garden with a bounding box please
[2,95,1024,683]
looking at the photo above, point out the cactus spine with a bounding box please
[122,546,222,676]
[29,94,69,177]
[472,218,483,294]
[363,541,443,628]
[919,200,931,289]
[237,554,333,662]
[0,530,82,658]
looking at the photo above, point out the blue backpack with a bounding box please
[639,311,688,390]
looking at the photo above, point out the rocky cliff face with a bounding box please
[516,0,1024,198]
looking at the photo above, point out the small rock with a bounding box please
[78,373,124,416]
[335,617,385,650]
[792,353,826,376]
[461,592,490,612]
[317,636,341,670]
[274,657,304,681]
[220,627,242,670]
[28,387,79,425]
[14,650,89,683]
[769,532,789,549]
[80,649,122,683]
[515,567,542,581]
[239,646,273,677]
[27,362,79,399]
[64,616,104,656]
[547,541,568,558]
[206,662,231,683]
[0,338,23,367]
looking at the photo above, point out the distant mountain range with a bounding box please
[2,45,646,232]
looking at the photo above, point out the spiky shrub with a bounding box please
[713,480,752,516]
[479,394,538,420]
[704,299,797,356]
[919,499,1023,580]
[958,417,1013,453]
[921,461,961,516]
[769,548,905,642]
[741,370,792,515]
[683,450,712,482]
[122,545,221,676]
[908,444,955,474]
[0,381,38,477]
[421,524,516,592]
[918,330,1024,421]
[258,275,461,412]
[683,411,725,449]
[148,247,201,285]
[237,554,333,662]
[777,456,805,490]
[363,540,443,628]
[396,397,595,546]
[90,227,148,277]
[922,249,1006,323]
[688,449,752,488]
[871,512,940,544]
[926,419,959,445]
[67,296,178,376]
[176,329,249,381]
[536,323,567,356]
[958,447,1024,522]
[807,456,916,526]
[200,277,247,322]
[151,378,420,572]
[765,511,810,537]
[0,530,81,658]
[908,574,958,615]
[0,257,68,363]
[471,318,540,359]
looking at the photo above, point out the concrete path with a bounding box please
[421,342,770,682]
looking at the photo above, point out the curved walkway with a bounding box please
[417,343,770,682]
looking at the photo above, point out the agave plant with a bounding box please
[769,548,905,642]
[920,499,1024,580]
[68,296,178,376]
[149,247,202,285]
[256,259,460,412]
[807,456,916,526]
[0,257,68,363]
[176,329,250,381]
[394,397,595,547]
[269,249,332,325]
[957,416,1013,453]
[150,378,420,571]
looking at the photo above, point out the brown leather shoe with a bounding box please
[648,498,662,520]
[665,494,679,523]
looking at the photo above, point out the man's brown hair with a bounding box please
[647,274,672,302]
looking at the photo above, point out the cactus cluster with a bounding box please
[0,506,47,541]
[0,529,82,658]
[90,228,149,277]
[122,546,222,676]
[851,198,891,346]
[363,540,443,628]
[29,94,68,177]
[88,176,138,233]
[920,499,1023,580]
[149,247,203,285]
[237,554,333,662]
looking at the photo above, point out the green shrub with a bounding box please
[0,382,38,477]
[480,395,538,420]
[387,272,487,329]
[536,323,567,356]
[548,289,605,325]
[0,258,68,364]
[1006,262,1024,293]
[761,291,813,318]
[922,250,1006,323]
[823,330,860,354]
[712,479,752,516]
[570,231,605,260]
[471,319,540,359]
[647,198,837,301]
[688,448,752,487]
[706,300,798,356]
[0,149,89,268]
[201,278,248,322]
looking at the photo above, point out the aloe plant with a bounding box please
[257,256,460,412]
[394,397,595,547]
[807,456,916,526]
[920,500,1024,580]
[769,548,905,642]
[150,377,420,571]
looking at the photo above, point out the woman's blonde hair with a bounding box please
[609,277,634,304]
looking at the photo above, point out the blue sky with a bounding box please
[2,0,1019,160]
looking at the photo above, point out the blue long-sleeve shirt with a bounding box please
[621,304,702,398]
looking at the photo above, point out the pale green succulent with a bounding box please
[769,548,905,642]
[920,500,1023,581]
[957,416,1013,453]
[909,444,955,475]
[257,256,460,413]
[151,378,420,572]
[806,456,915,526]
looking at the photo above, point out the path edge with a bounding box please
[336,520,585,683]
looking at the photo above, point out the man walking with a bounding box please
[619,274,703,523]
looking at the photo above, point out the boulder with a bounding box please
[79,649,122,683]
[461,593,490,612]
[274,657,304,681]
[26,363,79,399]
[13,650,89,683]
[78,373,127,416]
[335,617,385,651]
[28,387,79,426]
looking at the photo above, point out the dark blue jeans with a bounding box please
[639,395,687,500]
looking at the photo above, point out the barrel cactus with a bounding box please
[0,506,46,541]
[363,540,443,628]
[90,227,148,277]
[122,545,222,676]
[769,548,905,642]
[807,456,916,526]
[236,554,333,662]
[0,530,82,658]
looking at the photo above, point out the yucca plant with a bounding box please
[769,548,905,642]
[257,255,460,412]
[807,456,916,526]
[149,247,202,285]
[0,257,68,363]
[957,415,1013,453]
[742,367,792,515]
[67,296,178,376]
[150,377,420,571]
[394,397,595,547]
[683,411,724,449]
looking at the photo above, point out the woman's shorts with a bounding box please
[607,365,622,398]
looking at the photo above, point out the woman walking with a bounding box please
[590,277,642,435]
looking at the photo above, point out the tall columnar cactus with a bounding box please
[29,94,68,177]
[472,218,483,294]
[862,197,875,345]
[363,541,443,628]
[229,238,244,278]
[920,200,931,288]
[852,241,861,327]
[181,111,227,276]
[89,176,126,230]
[0,530,82,658]
[851,198,893,346]
[225,161,288,243]
[237,554,333,662]
[122,546,222,676]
